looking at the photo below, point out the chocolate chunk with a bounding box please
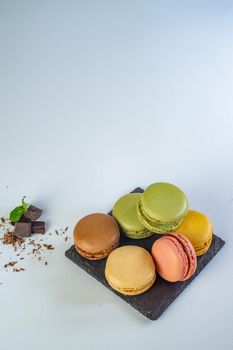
[14,222,32,238]
[19,215,31,223]
[23,205,42,221]
[31,221,45,234]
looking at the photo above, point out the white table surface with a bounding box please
[1,2,233,349]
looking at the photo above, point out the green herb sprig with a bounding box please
[9,197,29,222]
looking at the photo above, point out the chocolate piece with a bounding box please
[19,215,31,223]
[31,221,45,234]
[14,222,32,238]
[65,187,225,321]
[23,205,42,221]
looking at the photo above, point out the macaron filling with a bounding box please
[106,274,156,295]
[75,240,119,260]
[194,232,213,256]
[119,224,153,239]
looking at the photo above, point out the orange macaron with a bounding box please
[151,233,197,282]
[176,210,213,256]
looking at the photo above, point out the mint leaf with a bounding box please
[9,197,29,222]
[10,206,25,222]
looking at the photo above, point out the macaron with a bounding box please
[151,233,197,282]
[176,210,213,256]
[137,182,189,234]
[112,193,153,239]
[73,213,120,260]
[105,246,156,295]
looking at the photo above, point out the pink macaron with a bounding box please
[151,232,197,282]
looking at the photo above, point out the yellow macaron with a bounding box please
[105,246,156,296]
[176,210,213,256]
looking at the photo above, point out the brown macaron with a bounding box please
[73,213,120,260]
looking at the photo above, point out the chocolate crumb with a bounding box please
[0,218,68,278]
[13,267,25,272]
[4,261,17,268]
[43,244,54,250]
[1,230,24,246]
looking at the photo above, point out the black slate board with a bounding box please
[65,187,225,320]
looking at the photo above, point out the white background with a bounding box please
[1,1,233,349]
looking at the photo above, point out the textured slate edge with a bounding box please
[65,187,225,320]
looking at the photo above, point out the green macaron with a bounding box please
[137,182,189,234]
[112,193,153,239]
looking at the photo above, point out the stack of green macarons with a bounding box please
[113,182,189,238]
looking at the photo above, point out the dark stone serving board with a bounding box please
[65,187,225,320]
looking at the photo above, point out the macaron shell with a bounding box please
[141,182,189,222]
[105,246,156,295]
[151,237,188,282]
[73,213,120,259]
[169,233,197,281]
